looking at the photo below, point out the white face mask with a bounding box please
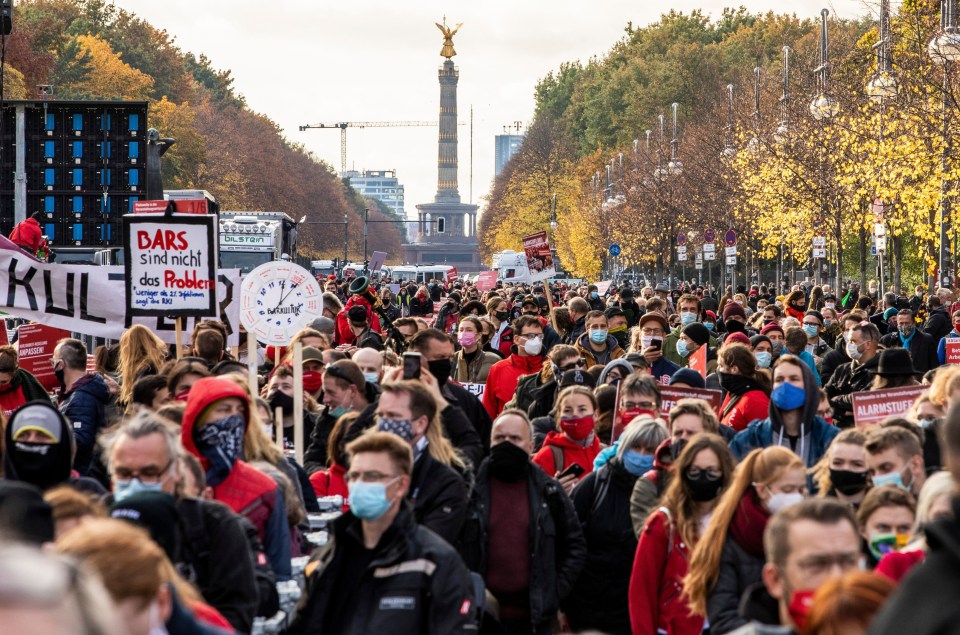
[523,336,542,356]
[148,599,169,635]
[846,341,862,360]
[766,491,804,514]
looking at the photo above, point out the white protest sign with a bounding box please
[124,214,218,317]
[460,382,485,400]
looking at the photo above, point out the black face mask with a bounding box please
[489,441,529,482]
[718,371,753,396]
[54,364,65,386]
[495,310,510,322]
[724,319,745,333]
[11,441,71,491]
[268,390,295,416]
[427,358,452,388]
[829,468,869,496]
[684,472,724,502]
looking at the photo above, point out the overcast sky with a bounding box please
[112,0,871,224]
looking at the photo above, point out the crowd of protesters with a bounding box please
[2,272,960,635]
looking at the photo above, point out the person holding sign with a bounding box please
[935,309,960,365]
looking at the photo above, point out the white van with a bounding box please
[492,250,531,284]
[391,265,454,285]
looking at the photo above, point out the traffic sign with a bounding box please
[725,255,737,265]
[676,232,687,246]
[725,229,737,246]
[725,246,737,256]
[876,236,887,253]
[695,258,703,270]
[609,243,622,256]
[703,243,716,253]
[704,250,716,261]
[677,246,687,254]
[678,252,688,261]
[704,228,716,243]
[813,236,826,248]
[813,248,826,259]
[872,198,885,222]
[874,223,886,239]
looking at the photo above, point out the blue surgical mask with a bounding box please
[680,312,697,327]
[378,417,415,442]
[802,324,819,338]
[348,478,399,520]
[589,329,608,344]
[113,478,165,503]
[363,372,379,385]
[676,339,690,358]
[591,292,599,299]
[754,351,772,369]
[704,322,715,331]
[872,468,910,492]
[622,450,655,476]
[771,382,806,411]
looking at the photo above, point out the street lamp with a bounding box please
[654,114,668,180]
[867,0,898,102]
[749,67,762,153]
[774,46,791,144]
[928,0,960,63]
[668,102,683,175]
[722,84,737,158]
[549,193,558,231]
[810,9,840,121]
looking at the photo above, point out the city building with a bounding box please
[344,169,405,217]
[495,133,524,176]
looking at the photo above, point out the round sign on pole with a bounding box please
[704,228,716,243]
[724,229,737,247]
[609,243,621,257]
[676,232,686,246]
[240,262,324,345]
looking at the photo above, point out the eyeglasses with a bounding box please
[623,400,656,410]
[113,460,173,484]
[557,360,586,372]
[345,470,401,483]
[640,328,665,336]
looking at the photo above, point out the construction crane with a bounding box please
[299,121,446,176]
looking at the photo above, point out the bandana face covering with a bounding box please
[195,414,246,487]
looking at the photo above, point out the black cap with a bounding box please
[559,368,597,389]
[682,322,710,346]
[110,491,180,561]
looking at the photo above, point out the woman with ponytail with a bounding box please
[682,446,806,633]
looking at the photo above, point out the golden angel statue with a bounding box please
[436,18,463,59]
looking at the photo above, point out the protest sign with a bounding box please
[369,251,387,273]
[688,346,708,378]
[446,268,458,284]
[659,386,724,419]
[946,337,960,364]
[851,385,926,428]
[476,271,499,291]
[18,324,71,392]
[124,214,218,317]
[459,382,485,400]
[521,231,556,282]
[596,280,612,296]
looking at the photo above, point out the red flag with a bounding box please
[689,345,708,379]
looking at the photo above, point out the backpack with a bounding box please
[177,497,280,618]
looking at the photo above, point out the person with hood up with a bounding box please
[333,276,383,347]
[730,355,839,468]
[9,211,48,258]
[0,345,51,417]
[53,338,112,476]
[3,401,105,495]
[181,376,291,580]
[575,310,626,367]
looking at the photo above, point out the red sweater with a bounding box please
[629,509,704,635]
[875,549,925,583]
[531,430,600,479]
[720,389,771,432]
[309,462,349,512]
[486,477,531,620]
[482,353,543,419]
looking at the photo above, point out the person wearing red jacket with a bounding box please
[483,315,543,419]
[532,385,601,495]
[630,434,734,635]
[181,376,292,581]
[716,342,771,432]
[333,277,383,347]
[9,212,43,254]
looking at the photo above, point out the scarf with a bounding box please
[729,492,771,558]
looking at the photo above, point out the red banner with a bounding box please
[946,338,960,364]
[476,271,499,291]
[18,323,71,392]
[659,386,724,419]
[521,231,556,282]
[851,385,927,428]
[446,268,458,284]
[688,345,708,378]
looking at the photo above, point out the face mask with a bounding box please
[589,329,608,345]
[622,450,654,476]
[872,467,911,491]
[302,371,324,393]
[704,322,715,331]
[640,335,663,349]
[825,302,835,309]
[685,472,724,502]
[846,341,863,361]
[918,417,936,429]
[427,358,452,386]
[523,336,543,356]
[725,319,745,333]
[268,390,294,416]
[787,589,816,631]
[54,365,65,386]
[591,292,599,299]
[609,325,628,348]
[195,414,246,487]
[363,371,379,385]
[680,312,697,327]
[868,532,911,561]
[771,341,785,356]
[824,318,834,327]
[560,415,595,441]
[348,478,399,520]
[329,404,352,418]
[382,298,391,306]
[489,441,530,482]
[114,477,165,503]
[621,407,655,427]
[754,351,772,369]
[458,331,478,348]
[377,417,415,442]
[11,441,71,490]
[766,491,804,514]
[842,330,853,344]
[495,310,510,322]
[829,468,869,496]
[899,324,915,337]
[174,389,191,402]
[802,324,819,338]
[771,382,806,411]
[676,339,691,358]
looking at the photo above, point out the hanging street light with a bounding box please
[722,84,737,158]
[774,46,791,144]
[810,9,840,120]
[867,0,899,102]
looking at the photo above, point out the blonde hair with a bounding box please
[683,446,804,616]
[928,366,960,407]
[118,324,168,407]
[813,428,867,495]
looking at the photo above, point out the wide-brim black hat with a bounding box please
[875,347,916,377]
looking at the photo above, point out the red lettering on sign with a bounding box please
[164,270,212,289]
[137,229,189,251]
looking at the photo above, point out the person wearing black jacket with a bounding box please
[923,296,952,343]
[826,322,882,428]
[879,309,939,374]
[820,311,864,386]
[287,432,475,635]
[460,410,586,635]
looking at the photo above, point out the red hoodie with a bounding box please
[532,430,601,479]
[181,377,278,543]
[10,217,43,252]
[482,353,543,419]
[720,389,771,432]
[333,295,383,346]
[309,462,349,512]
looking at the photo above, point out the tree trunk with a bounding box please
[858,227,867,289]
